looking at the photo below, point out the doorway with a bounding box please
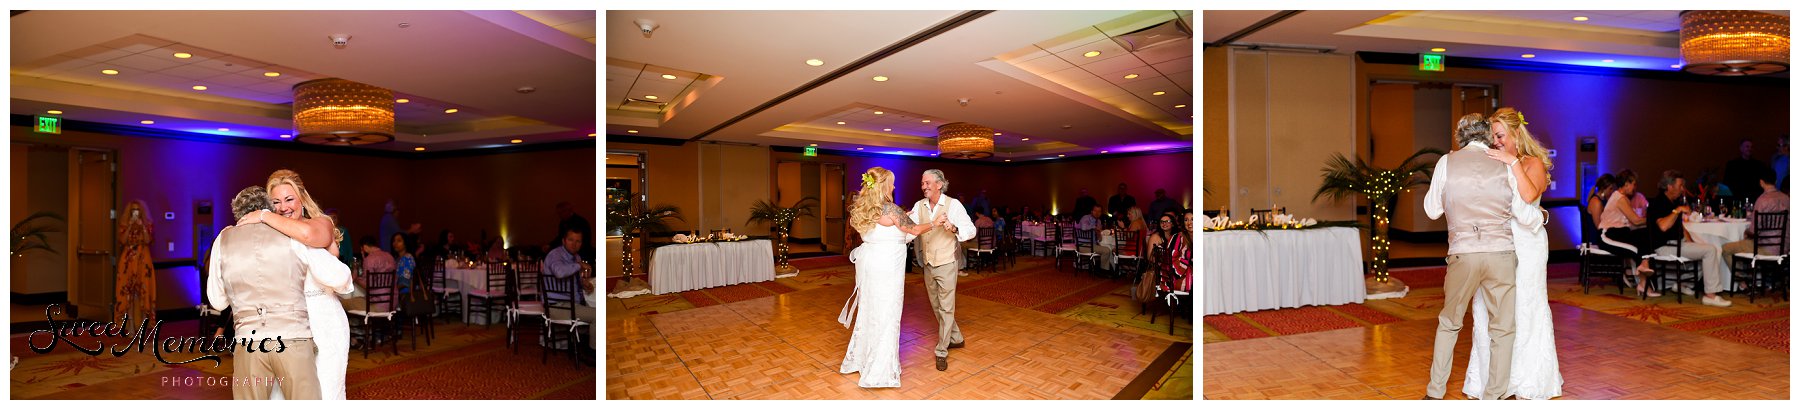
[10,143,117,321]
[774,160,845,254]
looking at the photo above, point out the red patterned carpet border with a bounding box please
[753,280,799,294]
[1332,303,1403,325]
[681,291,721,308]
[791,255,850,270]
[1239,306,1364,335]
[346,336,510,384]
[961,267,1114,310]
[346,339,594,399]
[1034,282,1129,314]
[700,282,777,304]
[1703,319,1791,353]
[1385,267,1446,289]
[1669,307,1791,332]
[1203,314,1271,340]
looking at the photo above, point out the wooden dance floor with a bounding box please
[1204,302,1789,399]
[607,281,1185,399]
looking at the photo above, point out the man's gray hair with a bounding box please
[924,169,948,192]
[1454,113,1493,148]
[231,185,270,219]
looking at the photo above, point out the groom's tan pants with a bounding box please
[1427,251,1517,400]
[923,261,964,358]
[232,338,320,400]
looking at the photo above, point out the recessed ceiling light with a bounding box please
[279,134,291,138]
[1058,154,1065,157]
[415,147,426,151]
[1573,16,1590,22]
[661,74,677,80]
[1083,50,1101,58]
[263,72,280,77]
[101,69,119,75]
[588,133,597,137]
[872,76,888,82]
[1124,73,1139,79]
[46,110,62,115]
[993,133,1002,136]
[173,52,192,59]
[1175,104,1188,108]
[809,143,818,147]
[1021,138,1031,141]
[217,128,230,132]
[1430,47,1446,52]
[836,121,846,125]
[644,95,658,100]
[882,128,892,132]
[805,59,824,66]
[511,139,523,144]
[192,85,208,91]
[1152,91,1166,96]
[396,98,410,103]
[873,111,884,115]
[1101,150,1109,154]
[1004,159,1012,162]
[1521,54,1536,58]
[857,147,864,150]
[627,130,638,133]
[1671,64,1682,68]
[140,120,154,124]
[1602,59,1614,63]
[920,119,931,123]
[444,108,459,114]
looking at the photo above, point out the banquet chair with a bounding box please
[465,263,511,327]
[1114,232,1144,278]
[1578,242,1631,296]
[1054,223,1079,270]
[397,271,437,350]
[508,264,546,353]
[1729,213,1788,303]
[513,257,543,297]
[1031,223,1057,258]
[430,256,461,321]
[539,272,590,366]
[1644,239,1702,304]
[1073,229,1100,275]
[348,269,401,359]
[1008,222,1029,265]
[965,227,998,274]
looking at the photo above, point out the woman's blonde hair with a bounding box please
[848,167,895,235]
[265,169,343,246]
[1491,107,1553,171]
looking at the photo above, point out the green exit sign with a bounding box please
[34,116,61,134]
[803,146,817,156]
[1420,54,1446,72]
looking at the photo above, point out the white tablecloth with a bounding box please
[1684,219,1750,287]
[1203,227,1365,315]
[650,240,775,294]
[445,265,500,324]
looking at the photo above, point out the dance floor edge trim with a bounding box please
[1114,341,1191,399]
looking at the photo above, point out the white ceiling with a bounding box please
[604,10,1195,161]
[1205,10,1790,74]
[10,10,597,152]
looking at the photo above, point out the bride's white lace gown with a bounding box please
[838,220,913,388]
[1464,173,1564,400]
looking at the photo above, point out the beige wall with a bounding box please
[1202,46,1230,210]
[699,143,774,234]
[1221,49,1356,221]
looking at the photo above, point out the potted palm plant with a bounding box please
[748,197,817,277]
[1314,147,1444,298]
[606,193,682,295]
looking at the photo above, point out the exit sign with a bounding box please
[34,116,61,134]
[1420,54,1446,72]
[803,146,817,156]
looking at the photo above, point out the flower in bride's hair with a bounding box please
[863,173,875,187]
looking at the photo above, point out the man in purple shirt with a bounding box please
[544,227,595,326]
[1723,169,1789,257]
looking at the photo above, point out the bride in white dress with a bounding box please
[1465,108,1563,400]
[838,167,937,388]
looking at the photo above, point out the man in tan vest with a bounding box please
[1421,114,1541,400]
[206,186,352,399]
[910,169,978,371]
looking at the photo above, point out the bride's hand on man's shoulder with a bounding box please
[1482,148,1514,164]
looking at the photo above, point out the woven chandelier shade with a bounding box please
[936,122,995,159]
[1679,10,1790,76]
[292,78,396,145]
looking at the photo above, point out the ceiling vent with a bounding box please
[1112,18,1192,52]
[620,97,668,113]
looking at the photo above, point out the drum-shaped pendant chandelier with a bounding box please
[292,78,396,145]
[1679,10,1790,76]
[936,122,995,159]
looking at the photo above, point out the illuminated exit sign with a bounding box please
[34,116,61,134]
[1420,54,1446,72]
[803,146,817,156]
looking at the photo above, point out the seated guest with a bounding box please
[1172,210,1193,293]
[435,229,466,259]
[1721,169,1788,257]
[544,227,596,326]
[1586,173,1618,228]
[1646,171,1730,307]
[359,235,396,276]
[1127,207,1147,233]
[1147,212,1177,252]
[974,211,994,229]
[394,233,415,296]
[1079,206,1103,231]
[1598,171,1659,292]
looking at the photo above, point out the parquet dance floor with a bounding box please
[1204,302,1789,399]
[607,280,1186,399]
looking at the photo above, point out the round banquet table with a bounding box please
[1683,218,1751,288]
[445,264,502,324]
[650,239,776,295]
[1203,226,1365,315]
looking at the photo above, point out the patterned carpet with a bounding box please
[1202,263,1790,353]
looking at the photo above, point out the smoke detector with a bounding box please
[1111,19,1191,52]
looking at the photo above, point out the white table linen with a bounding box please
[1684,219,1750,288]
[1203,227,1365,315]
[650,240,776,294]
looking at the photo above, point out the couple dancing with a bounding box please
[837,167,977,388]
[205,170,355,400]
[1423,108,1564,400]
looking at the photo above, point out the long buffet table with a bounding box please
[1203,227,1365,315]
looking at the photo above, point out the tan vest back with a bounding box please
[1443,147,1516,255]
[218,224,312,339]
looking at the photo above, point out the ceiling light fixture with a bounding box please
[140,120,154,124]
[511,139,523,144]
[809,143,818,147]
[937,122,995,159]
[643,95,658,100]
[883,128,892,132]
[101,69,119,75]
[192,85,208,91]
[836,121,846,125]
[279,134,291,138]
[444,108,459,114]
[264,72,281,77]
[857,147,864,150]
[1521,54,1536,58]
[1175,104,1188,108]
[588,133,598,137]
[1004,159,1011,162]
[806,59,824,66]
[218,128,230,132]
[292,78,396,146]
[661,74,677,80]
[993,133,1002,136]
[1083,50,1101,57]
[46,110,62,115]
[920,119,931,123]
[1430,47,1446,52]
[627,130,638,133]
[1573,16,1590,22]
[415,147,426,151]
[1021,137,1030,141]
[1124,73,1139,79]
[396,99,409,103]
[173,52,192,59]
[1602,59,1614,63]
[1101,150,1109,154]
[1679,10,1790,76]
[872,76,888,82]
[1058,154,1065,157]
[1671,64,1683,68]
[1152,91,1166,96]
[873,111,884,114]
